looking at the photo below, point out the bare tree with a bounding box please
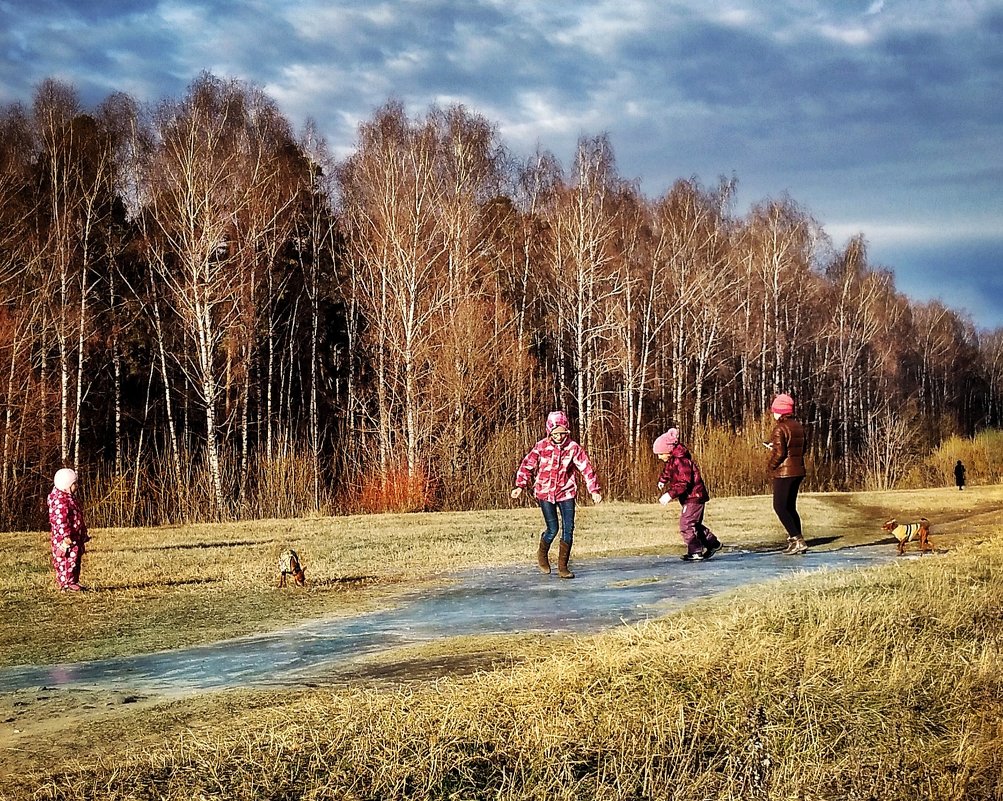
[144,74,298,516]
[486,150,561,441]
[428,105,510,491]
[736,198,820,410]
[337,102,450,483]
[294,121,341,511]
[862,400,920,490]
[544,134,626,448]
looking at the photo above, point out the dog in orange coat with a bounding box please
[881,518,932,556]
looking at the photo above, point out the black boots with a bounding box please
[557,541,575,579]
[537,536,552,574]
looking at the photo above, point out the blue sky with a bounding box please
[2,0,1001,328]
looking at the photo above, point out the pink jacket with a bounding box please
[515,413,601,503]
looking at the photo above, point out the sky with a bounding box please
[2,0,1001,328]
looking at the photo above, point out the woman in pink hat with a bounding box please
[653,428,722,561]
[47,467,90,591]
[511,411,602,579]
[767,393,808,555]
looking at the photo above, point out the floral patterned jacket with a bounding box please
[514,437,601,503]
[47,487,88,555]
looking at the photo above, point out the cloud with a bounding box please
[0,0,1000,326]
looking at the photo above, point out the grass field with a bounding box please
[1,485,1001,799]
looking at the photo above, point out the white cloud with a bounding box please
[826,221,1003,248]
[816,24,875,46]
[711,7,759,27]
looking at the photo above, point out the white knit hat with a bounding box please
[54,468,78,492]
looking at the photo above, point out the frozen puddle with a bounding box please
[0,545,898,694]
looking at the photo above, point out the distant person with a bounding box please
[511,411,602,579]
[47,468,90,591]
[653,428,722,561]
[954,459,966,491]
[766,393,808,555]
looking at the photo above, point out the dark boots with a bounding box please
[557,541,575,579]
[537,536,553,574]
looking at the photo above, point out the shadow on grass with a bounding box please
[103,539,281,553]
[94,577,221,591]
[805,535,841,548]
[306,575,381,588]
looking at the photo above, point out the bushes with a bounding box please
[62,426,1003,529]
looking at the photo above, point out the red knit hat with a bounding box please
[771,393,795,415]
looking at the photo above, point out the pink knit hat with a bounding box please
[652,428,679,454]
[546,410,570,434]
[771,393,795,415]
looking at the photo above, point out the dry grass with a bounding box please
[3,485,999,667]
[2,486,1002,799]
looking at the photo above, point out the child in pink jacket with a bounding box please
[511,411,602,578]
[653,428,722,561]
[47,467,90,591]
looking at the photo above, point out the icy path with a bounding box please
[0,545,897,694]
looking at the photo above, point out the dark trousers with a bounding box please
[772,476,804,539]
[678,500,721,555]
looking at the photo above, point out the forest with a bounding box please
[1,72,1001,530]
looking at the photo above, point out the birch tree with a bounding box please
[144,74,271,516]
[544,134,625,448]
[734,198,819,412]
[336,102,450,484]
[428,105,512,490]
[826,237,886,473]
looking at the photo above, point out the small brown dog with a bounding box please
[881,518,932,556]
[278,549,306,587]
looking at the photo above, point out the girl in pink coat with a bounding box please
[511,411,602,579]
[47,467,90,591]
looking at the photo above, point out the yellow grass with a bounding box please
[3,485,1000,667]
[2,486,1002,799]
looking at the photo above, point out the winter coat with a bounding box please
[515,437,601,503]
[47,487,88,555]
[657,443,710,503]
[768,415,806,479]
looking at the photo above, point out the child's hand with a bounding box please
[510,487,522,500]
[657,482,665,490]
[59,537,73,554]
[590,492,603,504]
[659,493,671,506]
